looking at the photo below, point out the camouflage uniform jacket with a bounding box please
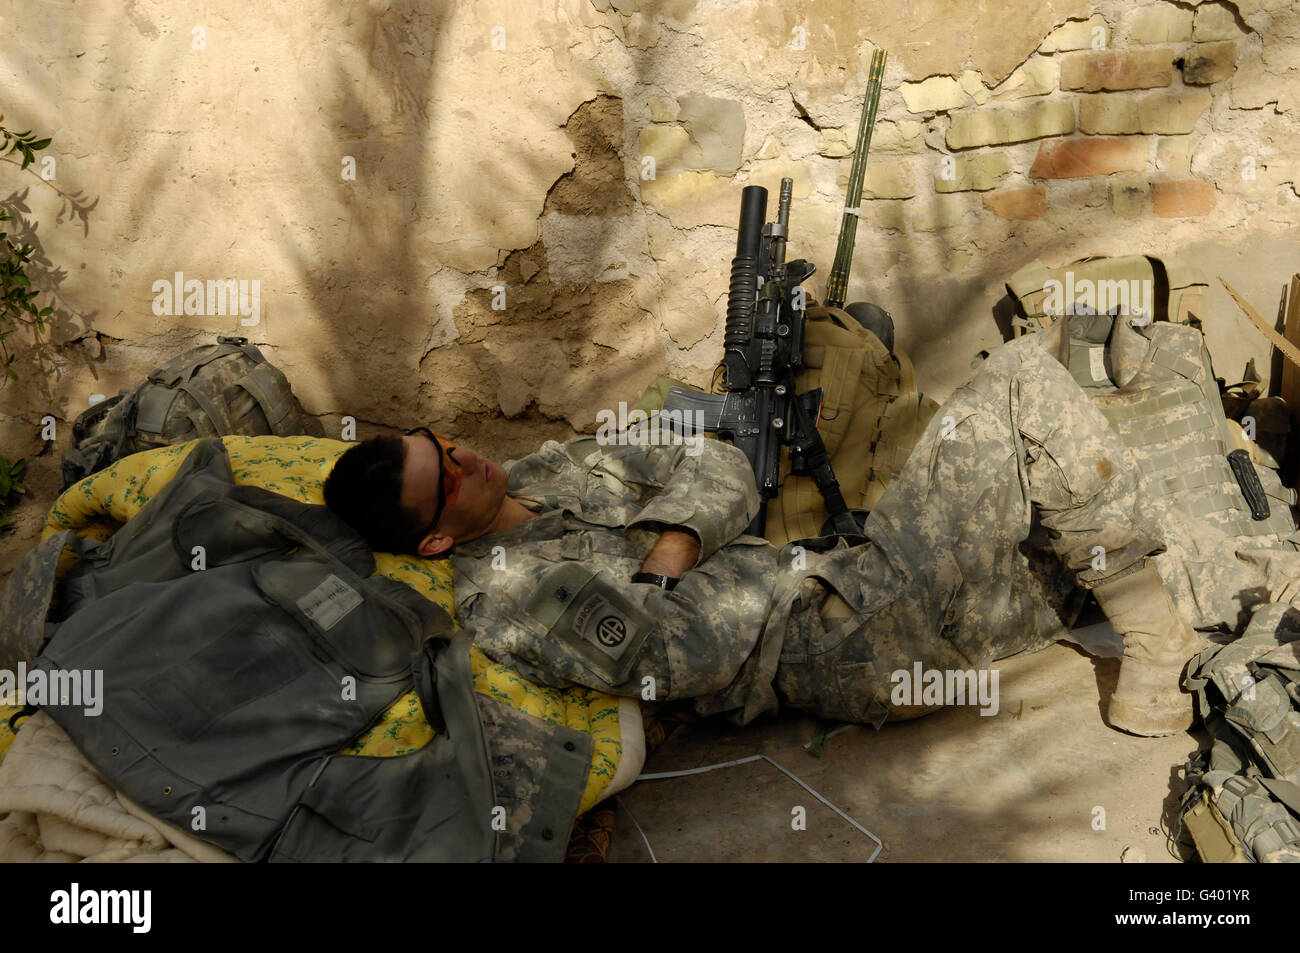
[451,434,815,722]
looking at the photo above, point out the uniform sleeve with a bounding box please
[622,439,761,566]
[463,541,775,705]
[503,434,761,564]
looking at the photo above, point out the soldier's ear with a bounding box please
[417,532,453,559]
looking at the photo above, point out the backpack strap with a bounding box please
[177,377,236,434]
[234,363,298,433]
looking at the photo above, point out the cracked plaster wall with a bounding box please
[1,0,1299,474]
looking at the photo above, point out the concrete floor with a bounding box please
[609,641,1206,863]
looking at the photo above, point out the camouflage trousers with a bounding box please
[775,339,1166,725]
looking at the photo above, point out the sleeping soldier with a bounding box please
[324,319,1300,739]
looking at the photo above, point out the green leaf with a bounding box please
[28,138,50,150]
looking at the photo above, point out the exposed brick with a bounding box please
[1060,47,1176,92]
[1151,178,1216,217]
[1080,90,1211,136]
[873,120,927,155]
[845,160,916,199]
[933,152,1012,192]
[911,194,975,231]
[994,56,1057,101]
[901,75,967,113]
[959,70,990,106]
[820,121,926,158]
[946,101,1075,149]
[1193,3,1247,42]
[1126,5,1192,44]
[1156,135,1198,173]
[1030,136,1150,178]
[1080,96,1140,134]
[1137,89,1211,134]
[982,187,1047,220]
[864,200,908,232]
[1182,41,1238,85]
[1040,15,1109,53]
[1110,177,1151,216]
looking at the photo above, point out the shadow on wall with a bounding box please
[273,1,664,455]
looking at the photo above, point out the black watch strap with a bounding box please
[631,571,679,591]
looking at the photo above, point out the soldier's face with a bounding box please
[400,430,509,556]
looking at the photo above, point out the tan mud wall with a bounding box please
[1,0,1299,528]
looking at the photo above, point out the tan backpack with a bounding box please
[635,307,937,549]
[1005,254,1209,335]
[761,304,938,549]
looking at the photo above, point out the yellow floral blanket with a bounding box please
[0,435,637,814]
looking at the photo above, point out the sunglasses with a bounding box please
[404,427,463,543]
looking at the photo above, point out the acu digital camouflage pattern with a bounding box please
[460,339,1165,726]
[1031,315,1300,636]
[61,336,322,489]
[452,435,780,718]
[0,530,82,672]
[771,338,1164,725]
[1024,311,1300,862]
[1182,602,1300,862]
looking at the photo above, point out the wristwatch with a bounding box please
[631,571,679,591]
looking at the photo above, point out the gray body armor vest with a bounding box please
[12,438,586,862]
[1050,316,1296,542]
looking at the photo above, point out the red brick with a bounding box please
[1060,48,1176,91]
[982,187,1047,220]
[1151,179,1216,217]
[1029,136,1150,178]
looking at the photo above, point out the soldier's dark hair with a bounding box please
[323,436,421,554]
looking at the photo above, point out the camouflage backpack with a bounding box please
[60,335,323,489]
[1178,603,1300,863]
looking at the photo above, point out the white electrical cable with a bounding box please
[620,803,658,864]
[635,754,884,862]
